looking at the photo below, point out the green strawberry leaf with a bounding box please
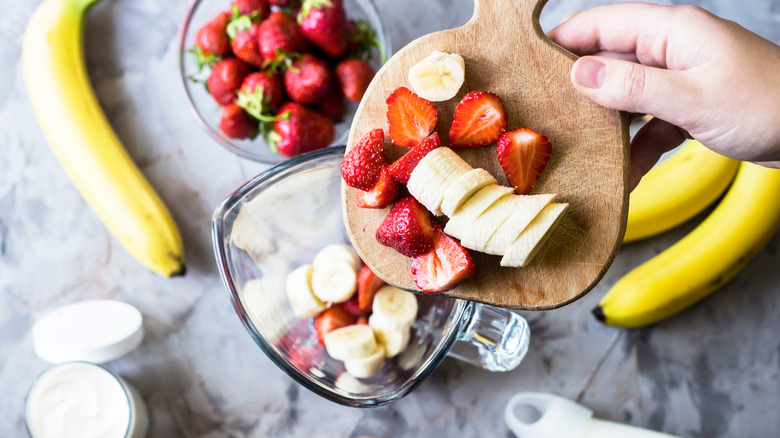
[298,0,333,23]
[189,45,221,72]
[227,14,253,39]
[348,19,386,64]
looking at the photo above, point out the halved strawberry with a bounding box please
[376,196,434,257]
[387,132,441,184]
[341,129,387,191]
[356,167,400,208]
[497,127,552,195]
[386,87,438,148]
[357,265,384,309]
[448,91,508,148]
[313,306,356,345]
[411,225,475,293]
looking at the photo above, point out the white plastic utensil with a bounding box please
[505,392,681,438]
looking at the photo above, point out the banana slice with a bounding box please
[501,203,569,267]
[285,264,327,318]
[440,168,497,217]
[483,194,556,255]
[408,148,474,215]
[324,324,378,361]
[231,207,276,266]
[344,344,386,378]
[313,244,361,271]
[370,320,411,358]
[444,185,514,240]
[311,260,358,303]
[408,51,466,102]
[371,286,418,330]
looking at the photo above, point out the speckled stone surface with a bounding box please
[1,0,779,437]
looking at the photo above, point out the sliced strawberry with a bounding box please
[313,306,356,345]
[448,91,508,148]
[340,129,387,191]
[411,226,475,293]
[356,265,384,309]
[387,132,441,184]
[386,87,438,148]
[497,127,552,195]
[376,196,434,257]
[356,167,400,208]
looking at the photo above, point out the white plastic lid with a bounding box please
[505,392,593,438]
[32,300,144,364]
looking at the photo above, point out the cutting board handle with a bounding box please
[469,0,548,34]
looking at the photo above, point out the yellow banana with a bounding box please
[23,0,185,277]
[596,162,780,328]
[624,140,739,243]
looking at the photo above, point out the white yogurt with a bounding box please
[25,362,148,438]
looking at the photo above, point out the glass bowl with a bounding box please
[177,0,391,164]
[211,147,531,407]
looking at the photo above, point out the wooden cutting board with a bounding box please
[342,0,629,310]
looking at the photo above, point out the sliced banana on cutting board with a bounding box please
[408,51,466,102]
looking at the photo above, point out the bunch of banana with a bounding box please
[597,162,780,327]
[624,140,739,243]
[23,0,185,276]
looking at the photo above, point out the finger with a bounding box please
[593,50,639,63]
[548,3,701,68]
[570,55,699,123]
[629,118,687,190]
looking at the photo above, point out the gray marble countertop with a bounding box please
[2,0,779,437]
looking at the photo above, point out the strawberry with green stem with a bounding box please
[297,0,349,58]
[227,6,265,67]
[258,11,309,64]
[235,71,285,120]
[231,0,270,18]
[207,58,252,105]
[266,102,335,156]
[192,12,231,71]
[284,54,333,104]
[220,103,258,139]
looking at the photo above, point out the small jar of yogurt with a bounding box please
[25,362,148,438]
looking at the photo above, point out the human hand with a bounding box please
[548,3,780,188]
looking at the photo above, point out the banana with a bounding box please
[408,51,466,102]
[369,318,411,358]
[440,168,497,217]
[625,140,739,243]
[408,147,473,215]
[444,185,514,240]
[344,344,386,378]
[22,0,185,277]
[231,207,276,266]
[371,286,419,330]
[501,203,569,267]
[241,278,295,344]
[596,162,780,328]
[311,260,357,303]
[324,324,378,361]
[484,194,556,255]
[313,244,361,272]
[285,264,327,318]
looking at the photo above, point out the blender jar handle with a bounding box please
[446,302,530,372]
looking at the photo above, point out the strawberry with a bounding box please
[207,58,252,105]
[387,132,441,184]
[297,0,349,58]
[357,265,384,309]
[193,12,231,70]
[336,58,375,102]
[284,54,333,104]
[236,71,285,118]
[497,127,553,195]
[411,225,475,293]
[356,167,400,208]
[269,102,335,156]
[220,103,258,139]
[339,294,365,316]
[257,11,309,62]
[231,0,270,18]
[386,87,438,148]
[356,316,369,325]
[376,196,435,257]
[340,129,387,191]
[448,91,508,148]
[312,88,346,122]
[229,21,264,67]
[313,306,356,345]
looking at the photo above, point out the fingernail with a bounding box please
[573,57,606,89]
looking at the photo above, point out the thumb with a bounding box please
[570,56,695,122]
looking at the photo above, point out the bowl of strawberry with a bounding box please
[178,0,390,163]
[211,147,531,406]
